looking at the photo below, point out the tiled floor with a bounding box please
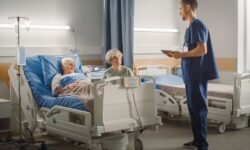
[1,117,249,150]
[141,118,250,150]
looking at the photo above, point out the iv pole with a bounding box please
[11,16,29,141]
[1,16,47,150]
[17,16,22,141]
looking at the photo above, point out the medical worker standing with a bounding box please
[162,0,219,150]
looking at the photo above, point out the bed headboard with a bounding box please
[136,65,171,76]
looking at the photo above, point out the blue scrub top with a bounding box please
[181,19,219,84]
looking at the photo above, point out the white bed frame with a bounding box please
[136,65,250,133]
[8,58,161,150]
[136,65,172,76]
[137,65,180,117]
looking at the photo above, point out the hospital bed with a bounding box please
[8,54,161,150]
[136,65,250,133]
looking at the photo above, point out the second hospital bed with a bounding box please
[8,54,161,150]
[136,65,250,133]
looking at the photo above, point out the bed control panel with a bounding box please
[123,76,141,88]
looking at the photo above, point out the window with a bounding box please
[247,0,250,71]
[238,0,250,73]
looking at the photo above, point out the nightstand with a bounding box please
[0,99,12,139]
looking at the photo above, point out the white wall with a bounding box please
[237,0,245,73]
[0,0,103,99]
[198,0,237,58]
[197,0,237,84]
[178,0,237,58]
[237,0,250,73]
[177,0,237,62]
[0,81,9,100]
[135,0,238,58]
[247,0,250,71]
[134,0,237,84]
[134,0,180,57]
[0,0,103,58]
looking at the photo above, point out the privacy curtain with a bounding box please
[103,0,134,69]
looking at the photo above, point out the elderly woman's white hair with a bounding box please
[61,57,75,66]
[105,49,123,64]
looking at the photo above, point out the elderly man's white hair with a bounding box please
[61,57,75,66]
[105,49,123,64]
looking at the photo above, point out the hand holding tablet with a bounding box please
[161,50,174,57]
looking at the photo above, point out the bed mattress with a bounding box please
[159,83,234,99]
[151,74,233,99]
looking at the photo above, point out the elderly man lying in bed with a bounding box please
[51,57,94,112]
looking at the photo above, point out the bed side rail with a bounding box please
[155,89,180,115]
[45,105,92,143]
[8,63,38,132]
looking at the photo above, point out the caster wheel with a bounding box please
[217,123,226,134]
[168,113,174,118]
[23,128,33,140]
[135,138,143,150]
[83,143,92,150]
[22,122,34,140]
[39,142,47,150]
[248,117,250,127]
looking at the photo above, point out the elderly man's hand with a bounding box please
[67,82,78,89]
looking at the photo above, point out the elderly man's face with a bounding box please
[62,60,75,75]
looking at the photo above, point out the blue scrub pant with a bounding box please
[185,80,208,150]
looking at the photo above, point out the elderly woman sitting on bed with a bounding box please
[103,49,133,79]
[51,57,93,111]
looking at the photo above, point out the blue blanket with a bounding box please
[60,73,88,87]
[142,74,184,89]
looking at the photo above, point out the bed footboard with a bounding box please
[92,77,161,135]
[233,73,250,117]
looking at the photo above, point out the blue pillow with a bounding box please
[41,55,83,88]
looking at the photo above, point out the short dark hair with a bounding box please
[181,0,198,11]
